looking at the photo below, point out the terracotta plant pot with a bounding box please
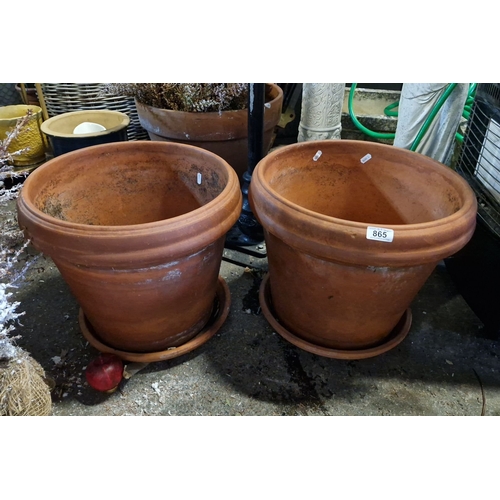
[0,104,47,166]
[17,141,242,362]
[40,110,130,157]
[249,140,477,359]
[135,83,283,181]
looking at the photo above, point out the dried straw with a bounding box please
[0,348,52,416]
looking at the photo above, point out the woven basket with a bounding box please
[36,83,149,141]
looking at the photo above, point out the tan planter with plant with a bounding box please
[0,105,47,167]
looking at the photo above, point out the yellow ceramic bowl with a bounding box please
[0,105,47,166]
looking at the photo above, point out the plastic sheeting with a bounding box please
[394,83,469,165]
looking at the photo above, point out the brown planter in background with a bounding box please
[249,140,477,359]
[17,142,242,362]
[135,83,283,181]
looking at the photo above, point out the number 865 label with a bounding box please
[366,226,394,243]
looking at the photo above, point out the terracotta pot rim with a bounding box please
[40,110,130,139]
[17,141,242,266]
[250,139,477,266]
[19,141,240,235]
[134,84,283,142]
[265,186,475,233]
[256,140,475,231]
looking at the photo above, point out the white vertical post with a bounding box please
[298,83,345,142]
[394,83,469,165]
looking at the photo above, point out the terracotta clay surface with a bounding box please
[135,83,283,180]
[259,273,412,359]
[249,140,477,355]
[79,276,231,362]
[17,141,242,353]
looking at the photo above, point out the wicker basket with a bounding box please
[36,83,149,141]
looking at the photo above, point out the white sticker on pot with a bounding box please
[313,150,322,161]
[197,173,202,185]
[360,154,372,164]
[366,226,394,242]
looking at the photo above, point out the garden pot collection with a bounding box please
[0,104,47,167]
[249,140,477,359]
[134,83,283,181]
[40,110,130,157]
[17,141,242,362]
[15,131,478,363]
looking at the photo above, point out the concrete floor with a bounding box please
[11,241,500,416]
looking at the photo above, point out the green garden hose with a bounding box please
[348,83,477,149]
[348,84,396,140]
[408,83,457,151]
[384,101,399,117]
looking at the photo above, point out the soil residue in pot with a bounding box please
[40,198,70,221]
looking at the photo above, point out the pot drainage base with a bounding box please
[259,273,411,360]
[79,276,230,363]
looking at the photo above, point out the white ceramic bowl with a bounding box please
[73,121,106,134]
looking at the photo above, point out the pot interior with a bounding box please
[267,147,465,225]
[31,145,228,226]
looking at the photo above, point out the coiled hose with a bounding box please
[348,83,477,150]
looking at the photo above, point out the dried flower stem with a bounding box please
[0,110,32,174]
[0,111,38,360]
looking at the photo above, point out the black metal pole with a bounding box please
[225,83,266,248]
[246,83,265,175]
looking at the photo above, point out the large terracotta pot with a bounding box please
[249,140,477,359]
[17,141,242,362]
[135,83,283,181]
[40,110,130,156]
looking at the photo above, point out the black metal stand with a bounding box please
[225,83,267,258]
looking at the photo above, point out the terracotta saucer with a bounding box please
[79,276,230,363]
[259,273,411,360]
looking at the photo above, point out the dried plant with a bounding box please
[0,110,31,170]
[0,110,32,205]
[0,112,39,361]
[0,111,52,416]
[101,83,249,113]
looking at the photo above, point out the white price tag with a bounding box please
[197,172,202,185]
[360,154,372,164]
[366,226,394,243]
